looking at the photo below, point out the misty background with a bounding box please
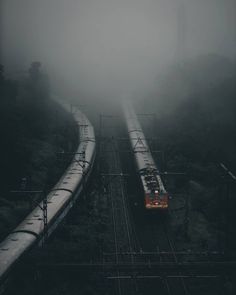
[1,0,235,101]
[1,2,236,293]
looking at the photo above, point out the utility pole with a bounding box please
[42,195,48,244]
[57,150,87,194]
[10,190,48,246]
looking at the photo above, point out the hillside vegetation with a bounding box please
[156,54,236,170]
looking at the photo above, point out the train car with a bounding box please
[0,98,96,290]
[122,100,168,210]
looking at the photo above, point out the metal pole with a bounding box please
[11,190,48,246]
[43,196,48,244]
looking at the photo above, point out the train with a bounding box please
[122,100,168,210]
[0,98,96,291]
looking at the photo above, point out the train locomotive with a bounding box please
[0,98,96,290]
[123,100,168,210]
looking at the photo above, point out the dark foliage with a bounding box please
[154,54,236,172]
[0,63,78,240]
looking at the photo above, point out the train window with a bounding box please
[1,248,9,251]
[11,238,18,241]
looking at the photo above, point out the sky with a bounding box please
[1,0,235,100]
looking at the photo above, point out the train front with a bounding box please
[141,171,168,210]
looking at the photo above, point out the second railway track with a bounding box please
[99,115,139,295]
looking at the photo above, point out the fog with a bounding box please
[1,0,235,102]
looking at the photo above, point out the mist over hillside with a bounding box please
[139,54,236,168]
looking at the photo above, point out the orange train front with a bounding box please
[122,99,168,210]
[140,169,168,209]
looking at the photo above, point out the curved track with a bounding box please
[0,98,96,291]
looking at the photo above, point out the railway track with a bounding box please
[154,220,188,295]
[99,107,214,295]
[131,205,224,294]
[99,116,139,295]
[121,100,226,295]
